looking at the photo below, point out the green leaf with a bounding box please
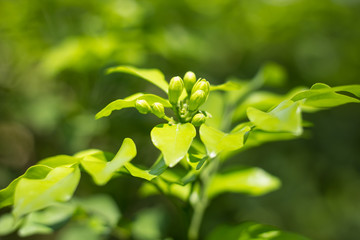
[0,165,53,209]
[95,93,171,119]
[151,123,196,167]
[199,124,251,158]
[0,213,22,236]
[210,80,245,91]
[80,138,137,185]
[38,155,79,168]
[106,65,169,93]
[18,203,76,237]
[76,194,121,227]
[207,167,281,199]
[207,222,310,240]
[247,100,302,135]
[13,166,81,218]
[124,157,167,181]
[333,85,360,98]
[291,83,360,108]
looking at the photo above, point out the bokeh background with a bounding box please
[1,0,360,239]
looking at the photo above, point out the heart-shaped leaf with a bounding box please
[151,123,196,167]
[199,124,251,158]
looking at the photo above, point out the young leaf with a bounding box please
[151,123,196,167]
[80,138,137,185]
[38,155,79,168]
[0,165,53,209]
[247,100,302,136]
[199,124,251,158]
[95,93,171,119]
[106,65,169,93]
[291,83,360,108]
[13,166,81,218]
[207,221,310,240]
[207,167,281,199]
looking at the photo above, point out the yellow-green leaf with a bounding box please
[13,166,80,218]
[106,65,169,93]
[199,124,251,158]
[208,167,281,199]
[151,123,196,167]
[80,138,137,185]
[247,100,302,135]
[95,93,171,119]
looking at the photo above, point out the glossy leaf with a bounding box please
[38,155,79,168]
[207,221,310,240]
[80,138,137,185]
[95,93,171,119]
[292,83,360,108]
[0,165,53,209]
[199,124,251,158]
[106,65,169,93]
[151,123,196,167]
[247,100,302,135]
[207,167,281,199]
[13,166,80,218]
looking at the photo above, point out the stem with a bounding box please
[188,157,220,240]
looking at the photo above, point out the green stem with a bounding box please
[188,157,220,240]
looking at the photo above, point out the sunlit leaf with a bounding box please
[124,157,167,181]
[207,167,281,199]
[95,93,171,119]
[210,80,245,91]
[106,65,169,93]
[292,83,360,108]
[0,165,53,209]
[207,221,310,240]
[199,124,251,158]
[151,123,196,167]
[38,155,79,168]
[247,100,302,135]
[13,166,81,218]
[80,138,137,185]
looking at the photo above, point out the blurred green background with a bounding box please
[1,0,360,239]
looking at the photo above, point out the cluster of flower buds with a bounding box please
[167,71,210,125]
[135,100,165,118]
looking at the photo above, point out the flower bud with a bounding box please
[183,71,196,94]
[191,113,206,126]
[135,99,151,114]
[151,102,165,118]
[188,90,206,111]
[168,76,184,105]
[191,79,210,96]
